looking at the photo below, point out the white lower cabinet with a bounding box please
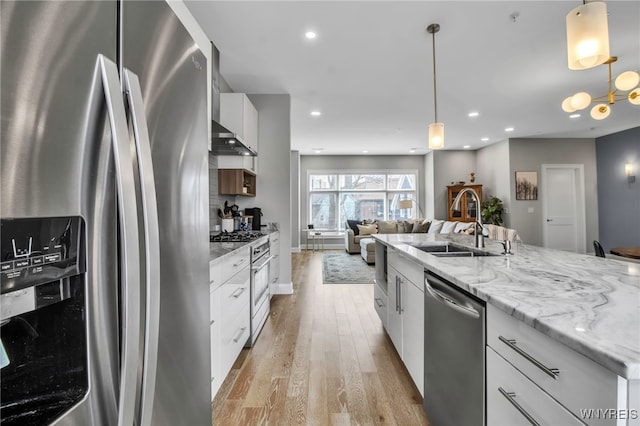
[385,251,424,397]
[487,305,634,426]
[209,246,251,400]
[487,347,584,425]
[269,231,280,290]
[373,279,388,329]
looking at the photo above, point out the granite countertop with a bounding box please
[209,230,278,263]
[373,233,640,380]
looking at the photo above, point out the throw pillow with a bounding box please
[421,220,432,232]
[357,224,378,235]
[441,221,459,233]
[427,219,444,234]
[454,222,474,233]
[401,220,414,233]
[346,219,360,235]
[377,220,397,234]
[411,221,429,233]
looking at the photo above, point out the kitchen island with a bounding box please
[373,233,640,425]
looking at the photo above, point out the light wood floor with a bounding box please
[212,250,431,425]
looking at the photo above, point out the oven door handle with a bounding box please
[252,255,274,272]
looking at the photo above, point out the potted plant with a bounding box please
[481,196,504,226]
[242,180,250,194]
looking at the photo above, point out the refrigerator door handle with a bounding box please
[123,69,161,426]
[97,54,142,426]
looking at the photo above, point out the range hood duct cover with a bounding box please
[211,121,257,156]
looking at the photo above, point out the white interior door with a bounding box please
[542,165,586,253]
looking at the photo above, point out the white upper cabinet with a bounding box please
[220,93,258,154]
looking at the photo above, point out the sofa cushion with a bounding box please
[428,219,444,234]
[441,221,459,233]
[377,220,397,234]
[346,219,361,235]
[357,224,378,235]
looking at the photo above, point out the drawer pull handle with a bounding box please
[233,258,246,267]
[498,387,540,426]
[232,327,247,343]
[375,298,384,308]
[499,336,560,379]
[230,287,246,299]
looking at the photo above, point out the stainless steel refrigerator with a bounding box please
[0,1,210,425]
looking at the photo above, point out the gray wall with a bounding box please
[595,127,640,251]
[432,151,477,220]
[299,155,425,246]
[425,152,435,218]
[235,94,292,290]
[508,138,598,248]
[476,140,511,226]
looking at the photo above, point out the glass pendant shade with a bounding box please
[629,88,640,105]
[428,122,444,149]
[615,71,640,91]
[571,92,592,110]
[562,96,576,112]
[566,1,610,70]
[590,103,610,120]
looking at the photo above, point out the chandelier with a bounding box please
[427,23,444,150]
[561,57,640,120]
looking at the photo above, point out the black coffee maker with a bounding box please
[244,207,263,231]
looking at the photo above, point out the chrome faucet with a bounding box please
[451,187,486,248]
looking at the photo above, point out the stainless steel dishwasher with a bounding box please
[423,270,486,426]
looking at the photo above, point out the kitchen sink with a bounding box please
[411,243,498,257]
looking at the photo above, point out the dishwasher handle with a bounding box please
[425,275,480,319]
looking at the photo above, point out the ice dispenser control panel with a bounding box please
[0,217,85,294]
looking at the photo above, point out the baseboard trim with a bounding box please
[271,282,294,295]
[291,246,301,253]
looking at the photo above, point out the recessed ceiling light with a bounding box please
[409,148,416,153]
[228,140,235,144]
[362,150,369,154]
[305,31,317,39]
[463,145,471,149]
[468,112,479,118]
[505,127,515,132]
[569,113,581,118]
[243,152,250,156]
[312,148,323,153]
[481,137,489,142]
[310,110,321,117]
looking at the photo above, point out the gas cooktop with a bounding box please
[210,231,264,243]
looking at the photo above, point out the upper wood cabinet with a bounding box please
[447,184,482,222]
[220,93,258,154]
[218,169,256,197]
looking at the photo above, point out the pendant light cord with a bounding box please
[427,24,440,123]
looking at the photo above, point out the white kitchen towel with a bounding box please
[484,224,521,242]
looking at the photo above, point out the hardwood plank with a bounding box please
[211,250,430,426]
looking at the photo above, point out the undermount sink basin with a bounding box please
[411,243,498,257]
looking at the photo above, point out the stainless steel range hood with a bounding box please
[210,42,256,157]
[211,121,257,156]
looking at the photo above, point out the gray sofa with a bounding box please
[344,219,475,263]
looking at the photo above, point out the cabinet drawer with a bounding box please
[374,281,388,329]
[487,347,585,426]
[220,303,250,376]
[487,305,618,425]
[219,267,250,320]
[388,249,424,290]
[210,246,250,288]
[210,320,220,400]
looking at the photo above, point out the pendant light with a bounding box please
[566,1,610,70]
[427,23,444,150]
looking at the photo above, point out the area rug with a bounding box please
[322,253,375,284]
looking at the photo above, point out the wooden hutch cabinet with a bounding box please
[447,184,482,222]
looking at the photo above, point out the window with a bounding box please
[308,171,418,230]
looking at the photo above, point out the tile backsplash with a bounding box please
[209,153,236,233]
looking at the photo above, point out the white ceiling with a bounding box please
[185,1,640,155]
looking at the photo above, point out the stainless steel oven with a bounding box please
[246,237,272,347]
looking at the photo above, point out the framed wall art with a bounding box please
[515,171,538,200]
